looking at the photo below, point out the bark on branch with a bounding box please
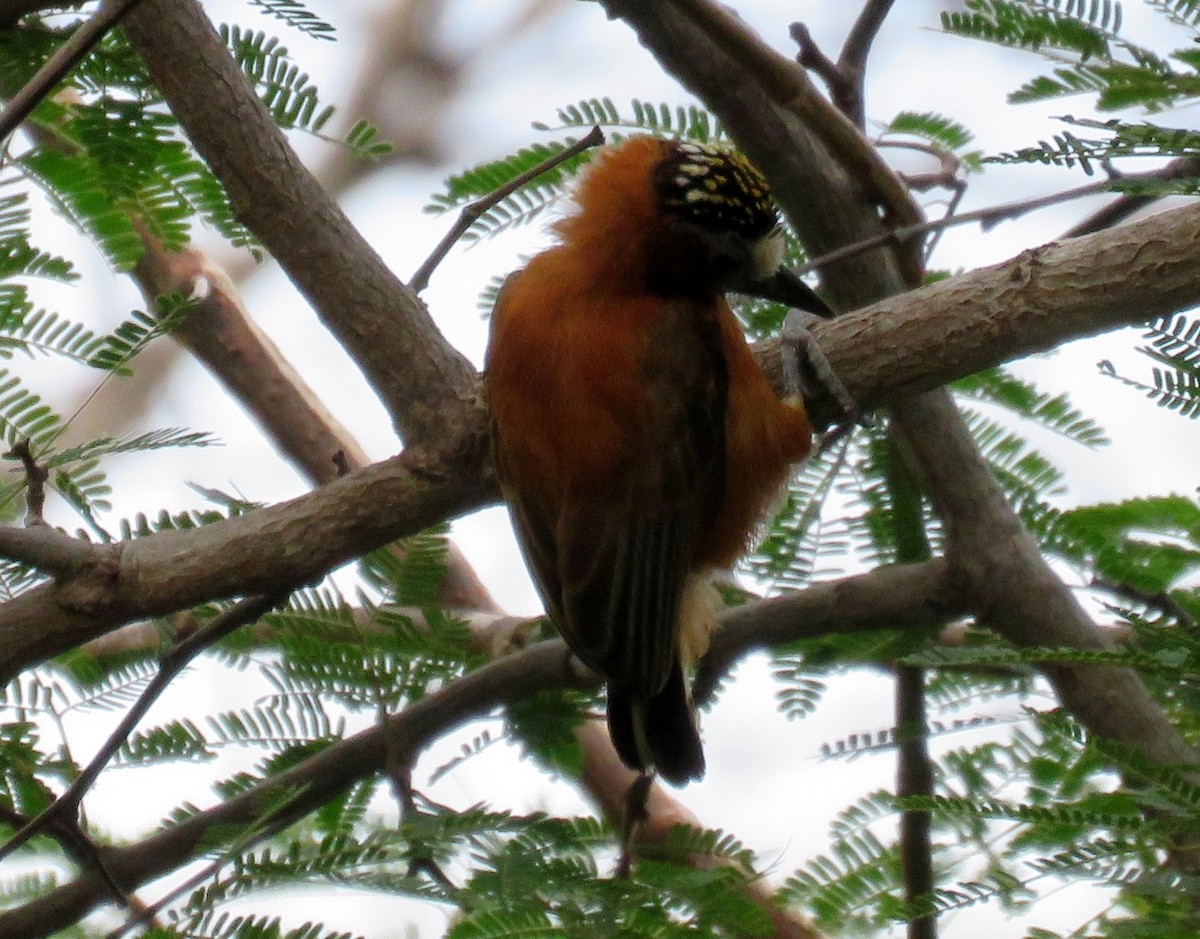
[120,0,479,445]
[0,562,953,937]
[600,0,1200,873]
[2,199,1199,681]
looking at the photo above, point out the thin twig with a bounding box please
[878,139,964,190]
[1091,576,1196,630]
[409,124,605,293]
[922,178,966,262]
[790,165,1197,278]
[876,138,969,259]
[4,439,47,526]
[878,420,937,939]
[1063,155,1200,238]
[0,593,283,864]
[0,0,149,146]
[104,853,223,938]
[837,0,897,118]
[394,769,460,896]
[381,684,458,892]
[790,23,850,116]
[790,0,896,130]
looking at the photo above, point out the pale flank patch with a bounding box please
[677,573,721,669]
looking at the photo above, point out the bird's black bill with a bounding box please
[741,267,836,318]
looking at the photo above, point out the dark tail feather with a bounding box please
[607,664,705,786]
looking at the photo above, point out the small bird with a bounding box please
[485,135,831,785]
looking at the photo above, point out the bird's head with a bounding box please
[556,136,827,313]
[649,138,784,291]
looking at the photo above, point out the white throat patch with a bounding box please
[750,227,786,281]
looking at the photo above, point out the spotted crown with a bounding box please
[653,140,779,238]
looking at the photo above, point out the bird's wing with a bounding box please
[495,296,728,700]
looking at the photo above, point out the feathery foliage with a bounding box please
[426,97,726,245]
[250,0,337,40]
[4,3,1200,938]
[1101,313,1200,418]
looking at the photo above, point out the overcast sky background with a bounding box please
[11,1,1200,936]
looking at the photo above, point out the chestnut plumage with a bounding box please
[485,136,817,784]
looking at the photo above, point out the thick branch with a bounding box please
[761,195,1200,427]
[131,230,362,488]
[120,0,478,444]
[602,0,1200,871]
[130,227,497,611]
[5,199,1200,679]
[0,437,493,683]
[0,561,954,937]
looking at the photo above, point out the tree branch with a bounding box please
[0,639,581,938]
[600,0,1200,877]
[762,195,1200,428]
[410,125,605,293]
[0,560,958,937]
[0,0,147,145]
[4,194,1200,680]
[896,665,935,939]
[1062,155,1200,238]
[790,0,896,130]
[120,0,478,444]
[4,439,47,526]
[0,525,92,578]
[0,437,493,683]
[653,0,924,284]
[696,559,955,703]
[129,224,498,612]
[0,594,282,863]
[837,0,896,117]
[788,159,1200,278]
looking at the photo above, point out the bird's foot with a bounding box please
[614,772,654,878]
[780,310,865,453]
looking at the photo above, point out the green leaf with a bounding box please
[22,148,143,271]
[505,688,588,777]
[884,110,976,150]
[250,0,337,40]
[954,367,1110,446]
